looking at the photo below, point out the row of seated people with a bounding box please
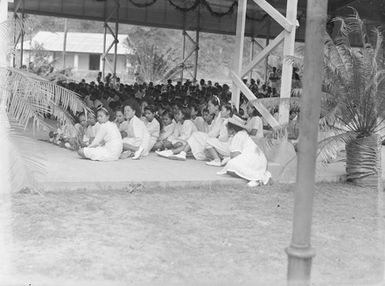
[49,96,271,187]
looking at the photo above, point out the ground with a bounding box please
[6,183,384,286]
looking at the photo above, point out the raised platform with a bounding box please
[33,140,347,192]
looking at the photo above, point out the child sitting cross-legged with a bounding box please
[78,107,123,161]
[153,110,176,151]
[156,106,197,157]
[143,105,161,152]
[217,115,271,187]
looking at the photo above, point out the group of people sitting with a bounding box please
[48,90,272,187]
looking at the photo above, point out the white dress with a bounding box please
[218,130,271,184]
[168,120,197,145]
[143,118,160,151]
[246,116,264,139]
[187,113,224,160]
[193,116,209,133]
[205,119,231,157]
[83,121,123,161]
[122,116,151,156]
[160,122,176,141]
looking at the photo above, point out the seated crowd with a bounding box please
[48,74,294,186]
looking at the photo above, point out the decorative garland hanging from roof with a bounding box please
[128,0,158,8]
[168,0,266,21]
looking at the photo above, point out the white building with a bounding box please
[18,31,132,78]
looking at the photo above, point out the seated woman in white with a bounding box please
[204,103,234,166]
[120,100,150,160]
[78,107,123,161]
[217,115,271,187]
[156,107,197,157]
[143,105,160,152]
[160,96,223,161]
[114,108,129,133]
[245,102,264,140]
[153,110,176,151]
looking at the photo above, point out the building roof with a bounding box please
[9,0,385,42]
[20,31,131,55]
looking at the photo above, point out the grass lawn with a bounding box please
[7,183,385,286]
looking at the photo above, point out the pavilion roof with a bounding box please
[9,0,385,40]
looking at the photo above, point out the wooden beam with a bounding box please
[279,0,298,125]
[231,0,247,110]
[241,30,285,78]
[230,71,280,129]
[253,0,296,32]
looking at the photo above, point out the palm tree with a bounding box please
[255,9,385,187]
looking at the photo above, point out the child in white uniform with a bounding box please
[153,110,175,151]
[160,96,223,161]
[78,107,123,161]
[156,107,197,158]
[143,105,160,152]
[114,108,128,133]
[120,100,150,160]
[217,116,271,187]
[245,102,264,140]
[205,103,234,166]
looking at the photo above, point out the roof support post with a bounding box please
[19,0,25,68]
[231,0,247,111]
[249,37,255,81]
[285,0,327,285]
[113,0,120,85]
[62,18,68,70]
[180,12,186,82]
[102,23,107,79]
[278,0,298,125]
[265,17,271,83]
[193,5,200,82]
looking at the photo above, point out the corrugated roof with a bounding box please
[20,31,132,55]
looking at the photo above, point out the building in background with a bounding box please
[17,31,133,81]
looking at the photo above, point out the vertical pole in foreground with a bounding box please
[265,17,271,83]
[285,0,328,285]
[62,18,68,70]
[181,30,186,82]
[231,0,247,110]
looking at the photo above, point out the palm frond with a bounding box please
[317,130,357,164]
[1,67,91,132]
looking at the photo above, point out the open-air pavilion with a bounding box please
[1,0,385,285]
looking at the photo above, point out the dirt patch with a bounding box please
[8,183,384,285]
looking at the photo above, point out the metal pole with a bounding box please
[249,37,255,81]
[62,18,68,70]
[113,0,120,84]
[285,0,328,285]
[231,0,247,110]
[193,5,200,82]
[19,0,25,68]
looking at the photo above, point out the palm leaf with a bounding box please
[317,130,357,164]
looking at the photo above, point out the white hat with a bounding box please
[227,115,247,129]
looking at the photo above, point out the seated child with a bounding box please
[156,107,197,157]
[190,104,206,132]
[114,107,128,133]
[84,112,101,146]
[245,102,264,140]
[143,105,160,152]
[153,110,176,151]
[78,107,123,161]
[120,99,150,160]
[217,115,271,187]
[205,103,234,166]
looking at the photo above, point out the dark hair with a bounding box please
[97,106,110,117]
[222,103,235,117]
[123,99,141,117]
[247,103,261,117]
[178,107,191,120]
[227,121,244,133]
[208,95,221,108]
[162,110,174,120]
[144,105,157,114]
[202,108,210,115]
